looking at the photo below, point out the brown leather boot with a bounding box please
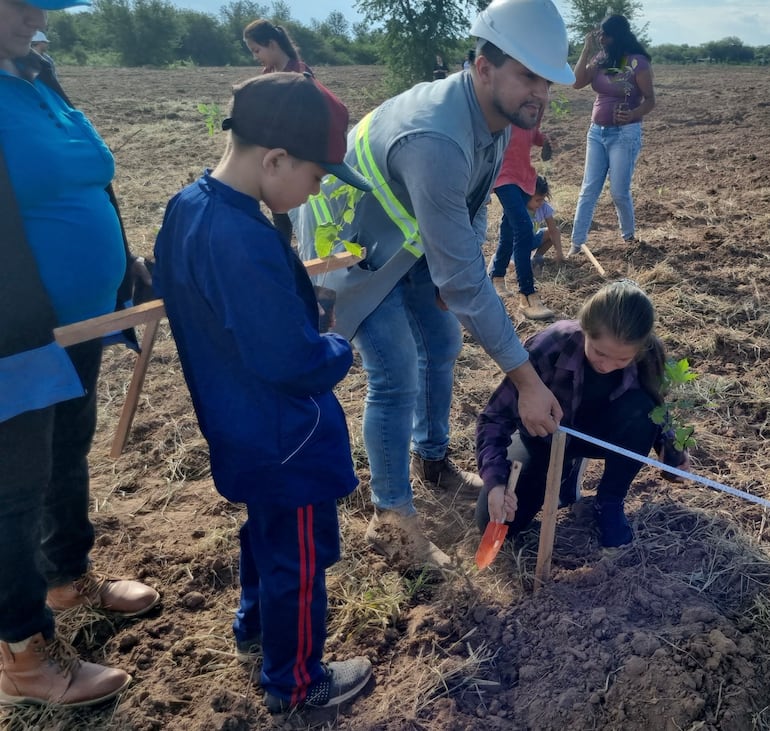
[47,570,160,618]
[365,510,452,569]
[0,633,130,707]
[518,293,555,321]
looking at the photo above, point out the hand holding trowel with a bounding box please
[475,460,522,570]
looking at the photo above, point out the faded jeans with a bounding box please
[572,122,642,246]
[353,257,463,515]
[489,184,537,296]
[0,340,101,642]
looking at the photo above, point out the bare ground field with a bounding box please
[4,64,770,731]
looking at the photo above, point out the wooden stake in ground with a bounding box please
[581,244,606,277]
[534,429,567,590]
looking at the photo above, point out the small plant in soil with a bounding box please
[197,102,222,137]
[650,357,701,451]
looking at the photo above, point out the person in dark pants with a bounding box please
[0,0,159,707]
[475,280,690,547]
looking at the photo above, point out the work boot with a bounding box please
[518,293,555,321]
[365,510,451,568]
[410,453,483,497]
[491,276,513,298]
[264,657,372,713]
[47,570,160,618]
[0,633,130,707]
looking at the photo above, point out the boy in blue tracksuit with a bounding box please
[153,73,373,713]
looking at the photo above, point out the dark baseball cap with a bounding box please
[221,73,372,192]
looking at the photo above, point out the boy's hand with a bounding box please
[488,484,517,524]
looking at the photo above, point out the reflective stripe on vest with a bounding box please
[307,112,424,260]
[355,112,423,258]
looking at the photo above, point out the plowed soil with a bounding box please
[4,64,770,731]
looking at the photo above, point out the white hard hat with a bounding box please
[471,0,575,85]
[32,31,49,43]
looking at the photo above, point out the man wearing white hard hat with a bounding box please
[293,0,575,568]
[0,0,159,707]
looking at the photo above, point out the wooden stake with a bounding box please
[534,429,567,590]
[110,315,161,458]
[581,244,606,277]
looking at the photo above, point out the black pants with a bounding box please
[476,388,657,533]
[0,340,101,641]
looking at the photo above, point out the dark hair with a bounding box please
[467,49,476,62]
[243,19,299,61]
[578,280,665,404]
[476,40,506,68]
[533,175,550,198]
[598,14,650,69]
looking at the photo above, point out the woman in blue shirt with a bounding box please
[0,0,159,707]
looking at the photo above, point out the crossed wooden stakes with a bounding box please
[52,250,364,460]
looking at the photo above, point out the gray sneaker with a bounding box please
[410,453,483,497]
[568,244,582,256]
[264,657,372,713]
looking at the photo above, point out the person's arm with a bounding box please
[544,215,563,262]
[573,31,599,89]
[631,65,655,121]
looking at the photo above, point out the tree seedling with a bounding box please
[650,357,700,451]
[197,102,222,137]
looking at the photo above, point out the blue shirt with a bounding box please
[153,172,358,507]
[0,70,125,326]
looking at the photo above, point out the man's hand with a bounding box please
[488,484,517,523]
[506,361,562,436]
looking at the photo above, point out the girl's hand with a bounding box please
[488,485,517,524]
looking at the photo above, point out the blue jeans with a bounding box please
[571,122,642,246]
[352,257,463,514]
[0,340,101,642]
[489,184,537,296]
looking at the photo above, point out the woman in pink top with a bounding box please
[569,15,655,254]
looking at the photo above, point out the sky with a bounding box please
[183,0,770,48]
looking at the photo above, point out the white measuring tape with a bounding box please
[559,425,770,510]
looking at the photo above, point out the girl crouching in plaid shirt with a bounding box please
[475,280,690,547]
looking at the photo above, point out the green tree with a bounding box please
[178,10,232,65]
[355,0,480,90]
[92,0,181,66]
[704,37,754,64]
[565,0,650,47]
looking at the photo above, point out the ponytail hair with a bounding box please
[578,280,665,405]
[243,19,300,61]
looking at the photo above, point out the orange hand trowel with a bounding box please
[475,460,522,570]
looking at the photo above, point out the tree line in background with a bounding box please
[46,0,769,90]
